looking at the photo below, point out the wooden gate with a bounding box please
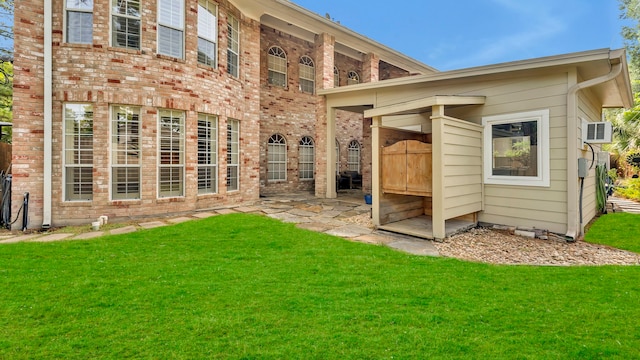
[381,140,432,197]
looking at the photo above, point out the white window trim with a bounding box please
[197,113,218,195]
[110,105,142,201]
[197,0,218,67]
[65,0,94,44]
[157,109,185,198]
[227,14,240,77]
[111,0,141,50]
[482,109,550,187]
[63,103,94,202]
[157,0,185,59]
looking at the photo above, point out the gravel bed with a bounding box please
[435,228,640,266]
[343,214,640,266]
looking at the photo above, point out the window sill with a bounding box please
[60,201,93,207]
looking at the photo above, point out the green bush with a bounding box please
[615,178,640,201]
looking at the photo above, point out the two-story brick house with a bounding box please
[12,0,434,228]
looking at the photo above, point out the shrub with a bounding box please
[615,178,640,201]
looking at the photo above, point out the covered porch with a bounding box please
[325,95,486,240]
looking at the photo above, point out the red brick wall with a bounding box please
[12,0,261,228]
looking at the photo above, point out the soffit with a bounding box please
[364,96,486,118]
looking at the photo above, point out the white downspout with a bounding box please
[565,59,622,239]
[42,0,52,228]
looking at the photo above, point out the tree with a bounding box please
[0,0,11,143]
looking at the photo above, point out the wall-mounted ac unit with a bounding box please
[582,120,612,144]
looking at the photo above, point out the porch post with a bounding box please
[371,116,382,226]
[326,106,337,198]
[431,105,446,240]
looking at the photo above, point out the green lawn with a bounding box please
[1,213,639,359]
[585,212,640,253]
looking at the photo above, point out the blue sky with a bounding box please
[292,0,629,71]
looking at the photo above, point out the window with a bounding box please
[347,140,361,173]
[112,0,141,49]
[64,103,93,201]
[483,109,550,187]
[335,139,340,175]
[111,105,141,200]
[227,15,240,77]
[333,66,339,88]
[158,109,185,197]
[226,119,240,191]
[299,56,315,94]
[158,0,184,58]
[197,0,217,67]
[66,0,93,44]
[198,114,218,194]
[299,136,314,180]
[347,70,360,85]
[268,46,287,87]
[267,134,287,181]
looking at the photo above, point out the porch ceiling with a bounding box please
[364,95,486,118]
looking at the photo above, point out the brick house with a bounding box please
[12,0,434,228]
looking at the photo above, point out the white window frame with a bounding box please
[299,136,314,180]
[226,119,240,192]
[268,46,287,87]
[157,0,185,59]
[63,103,94,201]
[482,109,550,187]
[65,0,94,44]
[299,56,315,94]
[111,105,141,200]
[267,134,287,182]
[197,113,218,194]
[111,0,141,50]
[158,109,185,198]
[197,0,217,67]
[347,140,361,173]
[227,14,240,77]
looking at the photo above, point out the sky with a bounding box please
[291,0,630,71]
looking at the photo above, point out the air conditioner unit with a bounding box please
[582,120,612,144]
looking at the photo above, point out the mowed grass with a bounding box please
[1,214,639,359]
[585,212,640,253]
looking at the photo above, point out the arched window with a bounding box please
[347,70,360,85]
[268,46,287,87]
[333,66,339,88]
[348,140,361,173]
[335,139,340,175]
[299,56,315,94]
[268,134,287,181]
[299,136,314,180]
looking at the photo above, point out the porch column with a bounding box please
[362,53,380,83]
[325,106,337,198]
[371,116,382,226]
[431,105,446,240]
[315,33,335,197]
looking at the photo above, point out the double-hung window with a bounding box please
[268,46,287,87]
[64,103,93,201]
[111,105,141,200]
[226,119,240,191]
[66,0,93,44]
[197,0,217,67]
[267,134,287,181]
[483,109,550,187]
[299,136,314,180]
[158,110,185,197]
[112,0,141,50]
[198,114,218,194]
[347,70,360,85]
[227,15,240,77]
[158,0,184,58]
[299,56,315,94]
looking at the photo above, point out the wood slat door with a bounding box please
[406,140,432,195]
[381,140,407,193]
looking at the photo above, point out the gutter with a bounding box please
[565,54,622,239]
[42,0,52,229]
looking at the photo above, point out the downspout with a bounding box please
[565,57,622,239]
[42,0,52,229]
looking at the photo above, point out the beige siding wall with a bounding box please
[369,71,571,233]
[439,117,483,219]
[578,88,605,226]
